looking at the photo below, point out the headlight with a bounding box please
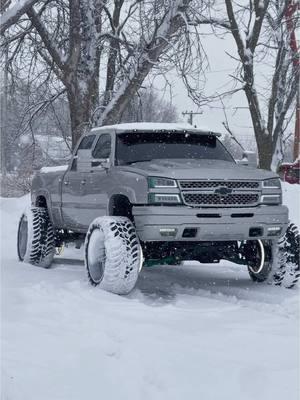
[148,177,177,188]
[262,178,281,189]
[148,193,181,204]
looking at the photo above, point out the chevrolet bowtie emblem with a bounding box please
[214,187,232,196]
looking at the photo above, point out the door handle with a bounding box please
[81,180,86,185]
[64,180,69,185]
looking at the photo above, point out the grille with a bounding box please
[183,193,259,207]
[179,180,259,189]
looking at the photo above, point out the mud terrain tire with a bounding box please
[17,207,55,268]
[272,223,300,289]
[84,216,143,295]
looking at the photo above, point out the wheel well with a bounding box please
[36,195,47,208]
[109,195,133,220]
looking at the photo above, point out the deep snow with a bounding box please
[1,183,299,400]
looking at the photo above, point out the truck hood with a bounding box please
[120,159,277,180]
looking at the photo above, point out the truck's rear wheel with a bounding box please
[17,207,55,268]
[245,240,272,283]
[84,216,143,295]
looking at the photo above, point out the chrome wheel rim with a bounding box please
[18,215,28,260]
[248,239,265,274]
[87,228,106,284]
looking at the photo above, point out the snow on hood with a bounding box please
[120,159,277,181]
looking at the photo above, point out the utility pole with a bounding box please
[182,110,203,127]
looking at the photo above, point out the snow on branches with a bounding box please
[2,0,202,147]
[0,0,41,35]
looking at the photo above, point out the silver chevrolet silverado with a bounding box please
[17,123,299,294]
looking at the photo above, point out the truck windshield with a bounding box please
[116,131,234,165]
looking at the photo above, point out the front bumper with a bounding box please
[133,205,289,242]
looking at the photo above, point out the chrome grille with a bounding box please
[183,193,259,207]
[179,180,259,189]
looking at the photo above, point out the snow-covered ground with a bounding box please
[1,183,299,400]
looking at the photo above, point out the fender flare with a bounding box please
[107,188,137,216]
[32,189,55,225]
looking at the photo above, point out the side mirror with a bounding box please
[236,151,257,168]
[91,158,110,170]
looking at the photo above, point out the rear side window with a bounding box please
[92,134,111,159]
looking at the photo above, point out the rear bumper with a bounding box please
[132,205,289,242]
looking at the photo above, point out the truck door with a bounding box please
[79,133,112,226]
[61,134,96,230]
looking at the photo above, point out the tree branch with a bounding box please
[0,0,41,35]
[247,0,270,52]
[99,0,192,125]
[225,0,246,61]
[26,6,66,71]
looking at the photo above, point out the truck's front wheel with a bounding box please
[17,207,55,268]
[84,216,143,294]
[245,226,300,288]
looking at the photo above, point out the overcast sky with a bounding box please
[151,23,295,151]
[154,30,256,147]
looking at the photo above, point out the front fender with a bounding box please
[107,170,149,208]
[31,188,53,217]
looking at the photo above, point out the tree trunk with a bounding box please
[67,93,91,149]
[67,88,99,148]
[244,83,273,170]
[257,134,273,170]
[66,64,100,148]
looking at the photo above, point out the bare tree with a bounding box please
[0,0,40,34]
[121,86,178,123]
[1,0,209,149]
[182,0,299,170]
[225,0,299,169]
[0,74,71,171]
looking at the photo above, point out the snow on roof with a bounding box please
[91,122,221,136]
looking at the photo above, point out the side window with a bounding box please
[92,134,111,159]
[71,134,96,170]
[77,135,96,152]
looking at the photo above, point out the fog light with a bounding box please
[249,227,263,237]
[159,228,177,237]
[261,195,281,205]
[267,226,282,236]
[182,228,198,238]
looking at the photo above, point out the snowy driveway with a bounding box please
[1,187,299,400]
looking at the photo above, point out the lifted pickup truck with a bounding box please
[17,123,299,294]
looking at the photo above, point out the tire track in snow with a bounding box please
[134,263,299,319]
